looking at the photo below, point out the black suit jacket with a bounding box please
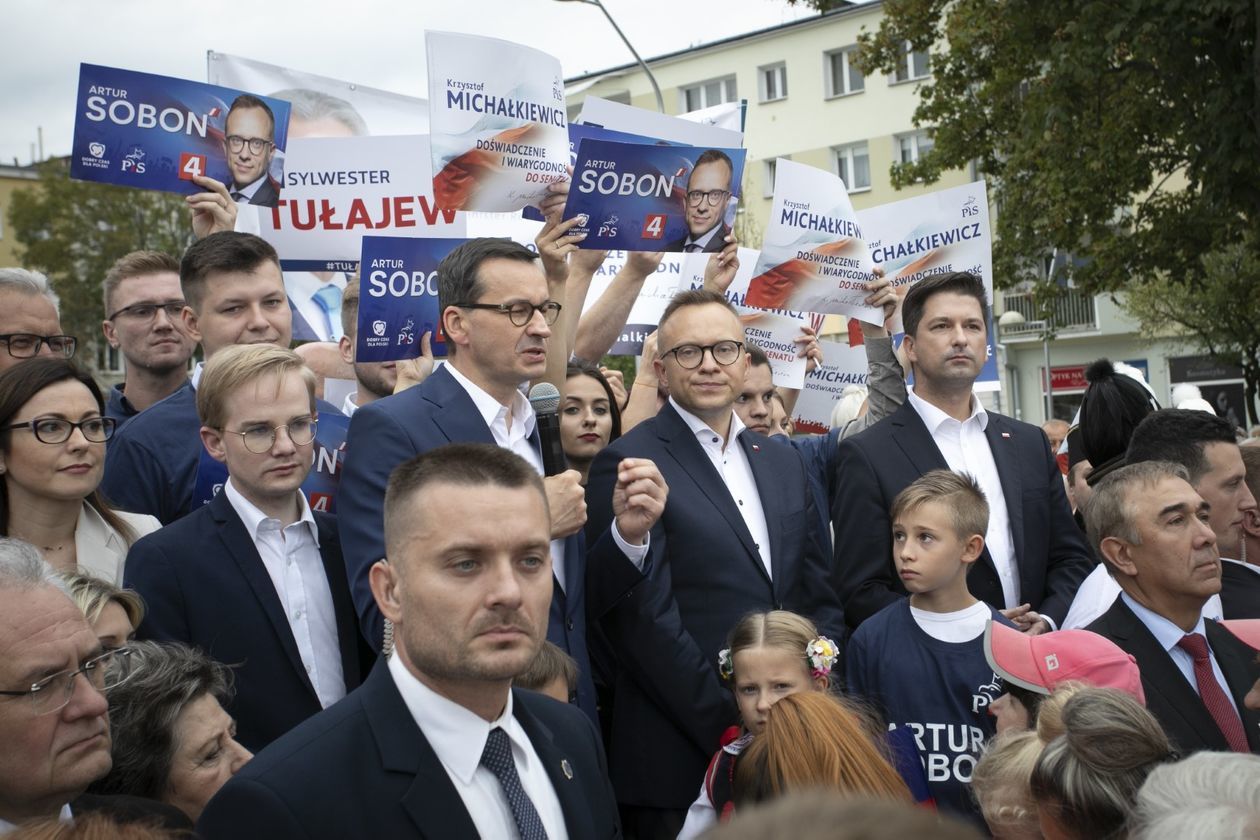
[196,661,621,839]
[584,402,842,808]
[832,401,1093,628]
[664,222,731,254]
[124,490,373,752]
[1221,560,1260,619]
[231,177,280,207]
[1087,598,1260,754]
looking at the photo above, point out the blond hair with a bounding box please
[1035,681,1089,744]
[890,469,989,544]
[196,344,316,430]
[726,611,820,681]
[972,731,1043,839]
[102,250,180,314]
[61,572,145,628]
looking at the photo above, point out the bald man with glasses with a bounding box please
[664,149,735,254]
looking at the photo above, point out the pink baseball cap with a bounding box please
[1221,620,1260,652]
[984,621,1146,704]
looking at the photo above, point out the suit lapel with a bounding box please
[657,405,765,579]
[314,514,364,690]
[982,414,1026,572]
[1205,620,1260,751]
[739,432,784,587]
[361,663,480,838]
[428,367,497,446]
[1108,601,1230,750]
[513,693,596,839]
[888,402,950,476]
[209,493,317,698]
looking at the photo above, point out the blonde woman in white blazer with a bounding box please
[0,358,159,582]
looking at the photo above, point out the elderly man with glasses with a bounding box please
[0,268,76,375]
[100,251,196,428]
[583,287,842,836]
[0,537,171,830]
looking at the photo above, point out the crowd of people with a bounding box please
[0,164,1258,840]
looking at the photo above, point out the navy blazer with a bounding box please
[124,490,373,753]
[584,402,841,809]
[1087,598,1260,754]
[197,660,620,839]
[832,401,1093,629]
[338,365,596,720]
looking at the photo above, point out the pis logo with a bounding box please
[371,320,387,338]
[598,214,619,237]
[121,147,146,174]
[88,143,106,159]
[397,317,416,346]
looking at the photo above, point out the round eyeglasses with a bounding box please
[222,417,318,454]
[686,189,731,207]
[455,300,563,327]
[662,340,744,370]
[0,647,135,715]
[4,416,116,444]
[225,135,273,155]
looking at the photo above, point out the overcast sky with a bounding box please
[0,0,828,165]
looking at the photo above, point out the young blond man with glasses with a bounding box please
[123,344,371,753]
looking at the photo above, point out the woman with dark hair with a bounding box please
[560,361,622,484]
[0,358,158,582]
[89,641,253,823]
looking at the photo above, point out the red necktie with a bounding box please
[1177,633,1250,752]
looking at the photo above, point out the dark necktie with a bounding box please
[231,191,245,202]
[684,243,701,252]
[1177,633,1249,752]
[480,727,549,839]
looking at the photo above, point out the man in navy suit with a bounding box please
[101,232,344,524]
[663,149,735,253]
[584,287,842,835]
[832,271,1092,632]
[1084,461,1260,754]
[339,238,663,722]
[198,444,622,839]
[222,95,281,208]
[125,344,371,752]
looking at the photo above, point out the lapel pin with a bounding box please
[752,444,760,452]
[1001,432,1011,439]
[561,759,573,780]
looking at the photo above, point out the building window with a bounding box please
[758,63,788,103]
[763,158,788,198]
[681,76,738,112]
[825,47,865,97]
[896,131,934,164]
[893,41,931,83]
[833,143,871,191]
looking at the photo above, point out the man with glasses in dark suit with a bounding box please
[664,150,735,254]
[222,95,280,208]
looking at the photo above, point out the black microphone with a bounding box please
[529,383,568,476]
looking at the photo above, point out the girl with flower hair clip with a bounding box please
[677,610,839,839]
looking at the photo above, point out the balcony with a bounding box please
[999,288,1097,338]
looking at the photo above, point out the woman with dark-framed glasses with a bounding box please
[0,359,159,582]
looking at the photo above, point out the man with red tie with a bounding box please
[1085,460,1260,755]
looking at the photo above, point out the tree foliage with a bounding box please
[1121,236,1260,425]
[8,159,193,371]
[852,0,1258,417]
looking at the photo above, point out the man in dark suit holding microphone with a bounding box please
[338,236,666,723]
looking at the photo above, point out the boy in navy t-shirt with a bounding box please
[847,469,1011,824]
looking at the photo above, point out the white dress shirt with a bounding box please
[0,805,72,833]
[445,365,647,589]
[224,479,345,709]
[1121,592,1240,717]
[671,398,773,578]
[388,654,569,840]
[341,391,360,417]
[1063,564,1223,629]
[907,388,1019,608]
[286,272,348,342]
[230,174,268,202]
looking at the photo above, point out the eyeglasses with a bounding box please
[455,301,563,327]
[225,135,273,155]
[686,189,731,207]
[0,647,135,716]
[0,334,77,360]
[4,416,116,444]
[663,340,744,370]
[107,301,186,322]
[222,417,317,454]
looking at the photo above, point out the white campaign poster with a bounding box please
[247,135,465,273]
[207,51,428,136]
[747,159,879,323]
[680,248,810,388]
[680,100,745,134]
[792,339,871,434]
[578,96,744,148]
[858,180,999,391]
[426,31,569,212]
[579,252,686,355]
